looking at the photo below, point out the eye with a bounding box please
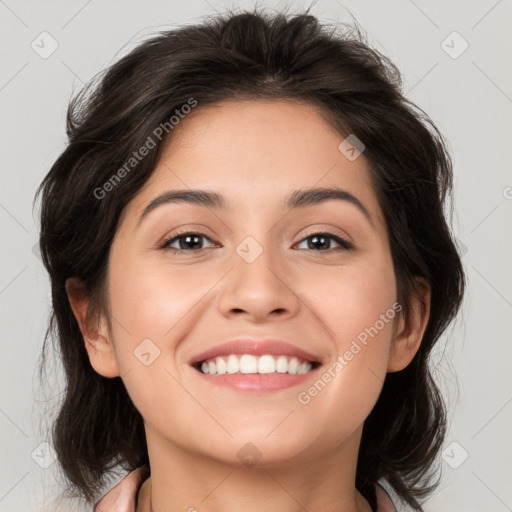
[160,230,354,253]
[295,232,354,251]
[161,230,218,252]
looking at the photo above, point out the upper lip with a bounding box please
[189,339,323,366]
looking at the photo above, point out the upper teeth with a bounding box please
[200,354,313,375]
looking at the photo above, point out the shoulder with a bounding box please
[375,482,398,512]
[93,465,150,512]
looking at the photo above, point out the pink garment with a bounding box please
[93,465,397,512]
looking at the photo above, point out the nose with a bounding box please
[217,241,301,323]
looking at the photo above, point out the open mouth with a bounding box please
[193,354,322,375]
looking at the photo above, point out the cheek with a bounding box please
[307,251,397,350]
[105,249,225,412]
[105,258,203,421]
[298,254,397,412]
[107,249,201,345]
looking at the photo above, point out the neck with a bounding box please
[138,425,372,512]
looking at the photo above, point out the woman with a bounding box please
[34,7,465,512]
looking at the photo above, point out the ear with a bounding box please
[65,277,120,378]
[387,277,431,373]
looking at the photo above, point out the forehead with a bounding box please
[123,99,385,231]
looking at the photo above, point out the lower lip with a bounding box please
[192,367,320,392]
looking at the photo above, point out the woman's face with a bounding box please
[93,99,407,467]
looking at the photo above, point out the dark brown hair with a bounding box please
[34,6,465,511]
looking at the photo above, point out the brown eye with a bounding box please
[161,231,217,252]
[295,232,354,251]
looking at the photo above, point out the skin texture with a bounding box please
[66,99,430,512]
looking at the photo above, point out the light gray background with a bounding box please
[1,0,511,511]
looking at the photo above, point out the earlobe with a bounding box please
[387,278,431,373]
[65,277,120,378]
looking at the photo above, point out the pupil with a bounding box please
[182,235,201,249]
[309,235,328,250]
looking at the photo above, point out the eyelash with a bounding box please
[160,229,354,253]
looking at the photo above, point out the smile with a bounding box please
[189,338,323,391]
[196,354,321,375]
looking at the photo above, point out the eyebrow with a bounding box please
[137,187,374,227]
